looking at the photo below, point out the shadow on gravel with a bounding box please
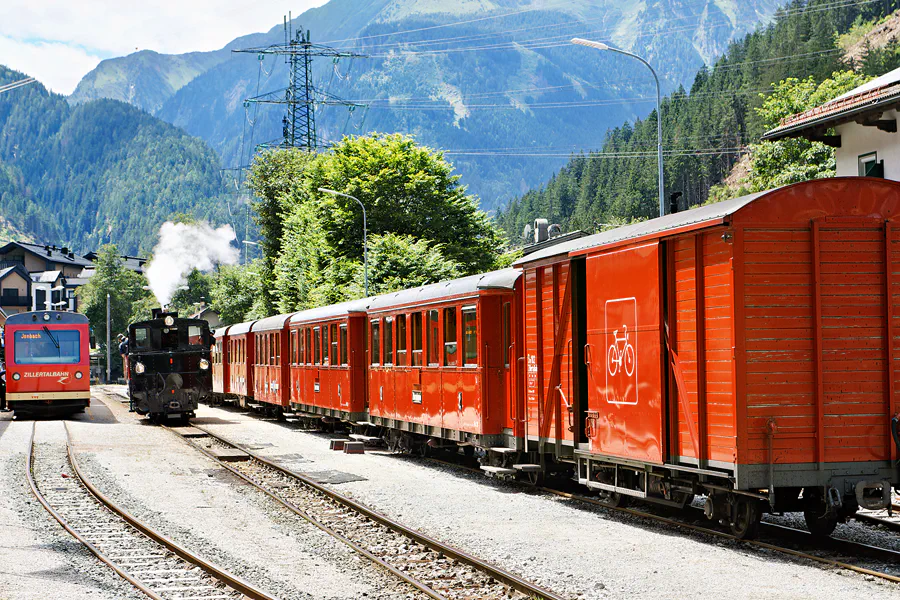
[190,416,240,426]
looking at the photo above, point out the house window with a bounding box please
[859,152,884,177]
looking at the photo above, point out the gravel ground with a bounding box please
[79,387,420,600]
[179,396,900,600]
[0,413,146,600]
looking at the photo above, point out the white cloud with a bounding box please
[0,0,329,93]
[0,37,102,94]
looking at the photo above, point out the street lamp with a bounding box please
[318,187,368,297]
[571,38,665,218]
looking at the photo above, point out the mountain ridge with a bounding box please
[70,0,783,210]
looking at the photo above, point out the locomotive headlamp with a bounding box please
[75,371,84,379]
[199,359,210,370]
[164,316,175,326]
[134,362,146,375]
[43,313,51,321]
[12,372,20,381]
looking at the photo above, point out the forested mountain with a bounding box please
[496,0,900,240]
[0,66,234,255]
[71,0,782,211]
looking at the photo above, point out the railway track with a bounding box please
[415,455,900,584]
[27,421,279,600]
[166,424,566,600]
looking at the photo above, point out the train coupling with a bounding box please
[855,480,892,510]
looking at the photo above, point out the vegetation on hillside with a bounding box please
[0,66,238,254]
[496,0,900,241]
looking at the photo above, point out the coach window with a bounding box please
[339,324,348,366]
[322,326,330,365]
[444,307,458,366]
[411,312,423,367]
[314,327,321,364]
[371,319,381,365]
[305,329,312,364]
[384,317,394,365]
[462,307,477,366]
[275,332,281,363]
[330,324,338,365]
[427,309,440,366]
[396,315,407,366]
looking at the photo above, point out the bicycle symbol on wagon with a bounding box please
[607,325,636,377]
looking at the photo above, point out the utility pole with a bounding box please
[105,293,111,384]
[233,16,367,151]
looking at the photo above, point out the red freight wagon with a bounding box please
[211,326,230,398]
[365,269,521,456]
[252,314,294,413]
[226,320,255,404]
[516,178,900,537]
[288,299,370,423]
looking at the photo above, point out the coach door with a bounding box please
[583,240,665,464]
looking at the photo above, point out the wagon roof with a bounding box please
[514,190,767,266]
[228,320,255,336]
[253,313,296,332]
[289,298,371,325]
[212,326,230,338]
[366,268,520,312]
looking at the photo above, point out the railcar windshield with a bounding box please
[14,329,81,365]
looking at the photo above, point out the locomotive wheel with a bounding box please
[597,491,628,508]
[730,497,761,539]
[803,509,838,537]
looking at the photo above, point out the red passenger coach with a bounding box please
[516,178,900,537]
[365,269,521,455]
[4,311,91,417]
[252,314,293,412]
[211,326,230,398]
[225,320,254,403]
[289,300,370,422]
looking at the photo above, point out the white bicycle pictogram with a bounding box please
[607,325,636,377]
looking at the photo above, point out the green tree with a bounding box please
[747,71,871,190]
[169,270,212,316]
[351,233,461,298]
[209,262,262,326]
[77,245,152,374]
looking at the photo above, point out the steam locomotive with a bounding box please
[128,309,212,424]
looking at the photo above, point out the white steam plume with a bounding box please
[145,221,240,306]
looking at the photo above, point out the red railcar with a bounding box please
[4,311,91,416]
[252,314,294,412]
[225,320,255,404]
[515,177,900,537]
[364,270,520,455]
[211,326,230,398]
[288,300,370,422]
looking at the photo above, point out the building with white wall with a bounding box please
[762,67,900,179]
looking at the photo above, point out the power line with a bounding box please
[0,77,36,96]
[234,15,367,150]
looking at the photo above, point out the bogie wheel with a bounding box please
[730,497,762,539]
[804,509,838,537]
[524,470,543,486]
[598,490,628,508]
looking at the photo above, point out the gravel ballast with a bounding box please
[74,388,420,600]
[177,396,899,600]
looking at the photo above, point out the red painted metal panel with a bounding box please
[584,240,664,464]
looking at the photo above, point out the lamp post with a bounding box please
[318,187,368,297]
[571,38,665,218]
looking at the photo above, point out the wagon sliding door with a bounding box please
[584,241,665,464]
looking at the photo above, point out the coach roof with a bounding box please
[228,320,255,336]
[289,298,371,325]
[253,313,296,332]
[514,190,766,266]
[366,268,520,313]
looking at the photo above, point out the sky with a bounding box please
[0,0,329,95]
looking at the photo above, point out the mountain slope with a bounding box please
[496,0,900,241]
[0,66,235,254]
[73,0,783,210]
[69,50,230,114]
